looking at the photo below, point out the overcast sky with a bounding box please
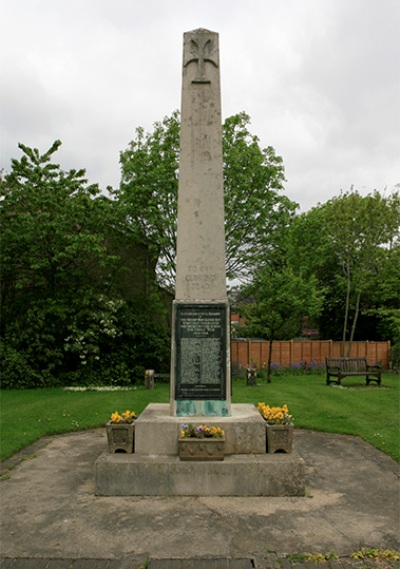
[1,0,399,211]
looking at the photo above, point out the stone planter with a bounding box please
[106,422,135,453]
[178,438,225,461]
[266,424,293,454]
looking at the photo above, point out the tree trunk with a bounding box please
[342,263,351,357]
[267,339,273,383]
[347,289,362,357]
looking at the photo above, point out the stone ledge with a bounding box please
[134,403,267,455]
[95,452,305,497]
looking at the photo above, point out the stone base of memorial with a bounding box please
[106,422,135,454]
[95,452,305,497]
[134,403,265,455]
[95,403,306,496]
[266,424,294,454]
[178,437,225,461]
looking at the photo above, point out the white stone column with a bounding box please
[175,28,227,301]
[171,29,231,416]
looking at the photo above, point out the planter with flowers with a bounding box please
[257,402,294,454]
[106,410,137,453]
[178,424,225,461]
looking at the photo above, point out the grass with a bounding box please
[234,373,400,461]
[0,385,169,462]
[0,373,399,463]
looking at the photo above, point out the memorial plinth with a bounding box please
[95,403,306,496]
[95,452,305,497]
[134,403,266,455]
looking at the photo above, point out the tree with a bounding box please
[118,112,180,290]
[118,111,296,289]
[0,141,170,387]
[287,203,343,341]
[239,265,323,382]
[364,242,400,348]
[0,141,119,385]
[325,190,400,354]
[222,113,296,279]
[288,189,400,352]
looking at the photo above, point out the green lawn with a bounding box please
[1,373,399,463]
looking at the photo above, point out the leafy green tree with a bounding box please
[0,141,119,385]
[239,265,323,381]
[364,243,400,348]
[324,190,399,353]
[288,189,400,352]
[288,203,343,340]
[118,112,180,290]
[0,141,170,387]
[222,113,296,278]
[118,111,296,289]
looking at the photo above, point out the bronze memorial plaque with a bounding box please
[174,303,227,400]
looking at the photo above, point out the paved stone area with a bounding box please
[0,556,399,569]
[1,429,399,567]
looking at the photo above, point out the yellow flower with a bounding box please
[257,401,293,425]
[110,410,136,423]
[121,410,136,421]
[179,423,224,438]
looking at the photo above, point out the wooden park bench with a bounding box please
[325,356,382,386]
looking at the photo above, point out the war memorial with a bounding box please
[95,29,305,497]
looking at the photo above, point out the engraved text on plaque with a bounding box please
[174,303,227,400]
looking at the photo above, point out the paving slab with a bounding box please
[0,429,399,564]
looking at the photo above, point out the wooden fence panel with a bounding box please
[230,340,390,369]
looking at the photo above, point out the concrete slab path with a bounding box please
[0,429,399,568]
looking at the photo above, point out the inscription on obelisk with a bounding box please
[170,29,231,417]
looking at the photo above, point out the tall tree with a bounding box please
[0,141,170,387]
[0,141,118,385]
[118,111,296,289]
[288,189,400,352]
[239,266,323,381]
[364,242,400,349]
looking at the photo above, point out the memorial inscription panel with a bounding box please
[174,303,227,400]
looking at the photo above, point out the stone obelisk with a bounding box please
[170,29,231,417]
[95,29,305,498]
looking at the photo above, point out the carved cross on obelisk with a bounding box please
[170,29,231,417]
[184,31,218,83]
